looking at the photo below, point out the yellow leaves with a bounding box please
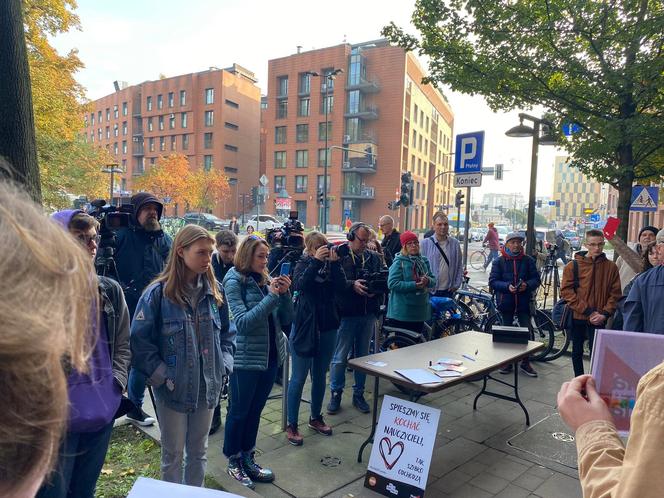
[100,468,113,476]
[186,167,230,211]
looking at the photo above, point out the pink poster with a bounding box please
[590,329,664,435]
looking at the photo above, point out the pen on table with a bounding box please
[462,353,476,362]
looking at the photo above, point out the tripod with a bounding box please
[538,246,561,310]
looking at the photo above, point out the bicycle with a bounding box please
[469,245,489,270]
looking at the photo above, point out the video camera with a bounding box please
[88,199,133,278]
[357,269,389,294]
[266,210,304,251]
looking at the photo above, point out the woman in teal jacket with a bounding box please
[387,231,436,334]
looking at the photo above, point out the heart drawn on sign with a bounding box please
[379,437,405,470]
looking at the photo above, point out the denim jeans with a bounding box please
[485,249,499,268]
[155,397,214,486]
[127,367,148,408]
[223,365,278,458]
[36,422,114,498]
[287,330,337,425]
[329,315,375,396]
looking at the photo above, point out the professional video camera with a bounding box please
[88,199,133,279]
[266,210,304,251]
[357,268,389,294]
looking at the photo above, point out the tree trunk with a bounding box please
[0,0,41,203]
[616,177,634,244]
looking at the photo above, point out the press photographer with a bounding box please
[267,211,305,276]
[88,199,133,280]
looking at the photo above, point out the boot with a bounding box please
[327,390,342,414]
[241,451,275,483]
[227,456,254,489]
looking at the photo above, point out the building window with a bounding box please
[122,102,128,116]
[113,124,118,137]
[98,110,102,123]
[346,117,360,141]
[225,167,238,174]
[347,91,359,114]
[317,175,331,191]
[90,132,94,143]
[204,110,214,127]
[98,128,102,140]
[168,92,174,107]
[321,94,334,114]
[295,175,308,193]
[90,113,95,126]
[106,108,110,121]
[180,90,186,106]
[225,99,239,108]
[298,98,310,117]
[169,114,175,129]
[170,135,176,151]
[274,175,286,193]
[299,72,311,94]
[149,138,155,152]
[274,151,286,168]
[296,150,308,168]
[159,136,165,151]
[113,105,119,119]
[321,68,335,91]
[113,142,118,154]
[122,140,127,154]
[277,76,288,97]
[204,155,213,171]
[147,117,153,131]
[182,134,189,150]
[121,159,127,172]
[318,121,331,141]
[158,116,164,131]
[224,144,238,152]
[204,132,213,149]
[318,148,330,167]
[296,124,308,143]
[277,99,288,119]
[181,112,187,128]
[412,129,416,147]
[157,94,163,109]
[105,126,110,139]
[275,126,287,144]
[122,121,127,136]
[225,122,238,130]
[205,88,214,105]
[413,104,418,124]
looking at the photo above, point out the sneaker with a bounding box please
[241,451,275,483]
[126,406,155,426]
[352,394,370,414]
[227,456,254,489]
[286,424,303,446]
[308,416,333,436]
[520,362,538,377]
[209,404,222,436]
[498,364,513,375]
[327,390,342,414]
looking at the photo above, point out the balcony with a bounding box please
[132,144,144,156]
[342,185,375,199]
[342,157,376,174]
[345,77,380,93]
[343,133,378,145]
[344,105,379,120]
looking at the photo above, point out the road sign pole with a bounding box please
[462,186,471,268]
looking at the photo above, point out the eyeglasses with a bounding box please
[355,235,369,244]
[586,242,605,247]
[75,234,101,246]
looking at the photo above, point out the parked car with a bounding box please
[563,230,582,251]
[246,214,282,232]
[183,212,227,231]
[468,229,484,242]
[495,226,510,244]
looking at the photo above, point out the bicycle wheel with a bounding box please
[470,250,487,270]
[380,333,426,396]
[529,310,555,361]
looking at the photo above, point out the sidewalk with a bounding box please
[131,355,586,498]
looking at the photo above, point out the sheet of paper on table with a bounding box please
[394,368,443,384]
[127,477,244,498]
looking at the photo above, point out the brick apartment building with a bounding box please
[82,64,261,218]
[263,39,456,231]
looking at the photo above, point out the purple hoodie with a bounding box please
[51,210,121,432]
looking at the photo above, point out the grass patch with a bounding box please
[95,425,224,498]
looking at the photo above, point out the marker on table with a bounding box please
[462,353,476,362]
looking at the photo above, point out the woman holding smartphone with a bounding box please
[285,232,347,446]
[222,236,293,489]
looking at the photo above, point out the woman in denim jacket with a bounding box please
[222,235,293,489]
[131,225,236,486]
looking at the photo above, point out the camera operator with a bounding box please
[379,215,401,267]
[115,192,172,426]
[328,222,384,415]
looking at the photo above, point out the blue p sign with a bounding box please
[454,131,485,174]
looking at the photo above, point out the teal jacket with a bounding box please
[387,253,437,322]
[223,267,293,370]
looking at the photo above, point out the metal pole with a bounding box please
[242,194,245,225]
[526,122,540,257]
[109,169,114,205]
[462,186,471,268]
[322,76,329,234]
[456,202,461,237]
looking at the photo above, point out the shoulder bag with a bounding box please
[551,261,579,330]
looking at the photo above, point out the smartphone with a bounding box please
[280,262,291,276]
[603,217,620,240]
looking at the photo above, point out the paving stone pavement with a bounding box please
[126,354,588,497]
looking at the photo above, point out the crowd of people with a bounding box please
[3,180,664,497]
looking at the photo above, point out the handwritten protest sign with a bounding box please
[591,329,664,435]
[365,395,440,497]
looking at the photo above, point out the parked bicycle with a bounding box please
[469,245,490,271]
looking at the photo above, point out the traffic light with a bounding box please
[494,163,503,181]
[251,186,258,205]
[318,189,324,206]
[387,200,400,210]
[400,172,412,206]
[455,190,465,208]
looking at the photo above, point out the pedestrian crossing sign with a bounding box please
[630,186,659,212]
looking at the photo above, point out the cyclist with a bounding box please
[482,222,500,270]
[489,232,541,377]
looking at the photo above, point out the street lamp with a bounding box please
[101,163,123,206]
[305,68,344,234]
[505,113,556,255]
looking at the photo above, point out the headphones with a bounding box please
[346,222,367,242]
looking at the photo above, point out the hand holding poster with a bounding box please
[365,395,440,497]
[590,329,664,435]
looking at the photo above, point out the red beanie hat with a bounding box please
[400,231,419,246]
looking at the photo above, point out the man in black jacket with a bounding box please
[114,192,172,426]
[328,223,383,414]
[379,215,401,267]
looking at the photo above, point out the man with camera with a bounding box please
[328,222,384,414]
[379,215,401,267]
[115,192,172,426]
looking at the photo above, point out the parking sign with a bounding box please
[454,131,485,174]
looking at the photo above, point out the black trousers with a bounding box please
[500,311,533,365]
[571,320,596,377]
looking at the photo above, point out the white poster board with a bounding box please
[364,395,441,497]
[127,477,244,498]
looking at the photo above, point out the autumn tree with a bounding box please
[186,167,231,213]
[133,154,192,214]
[384,0,664,240]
